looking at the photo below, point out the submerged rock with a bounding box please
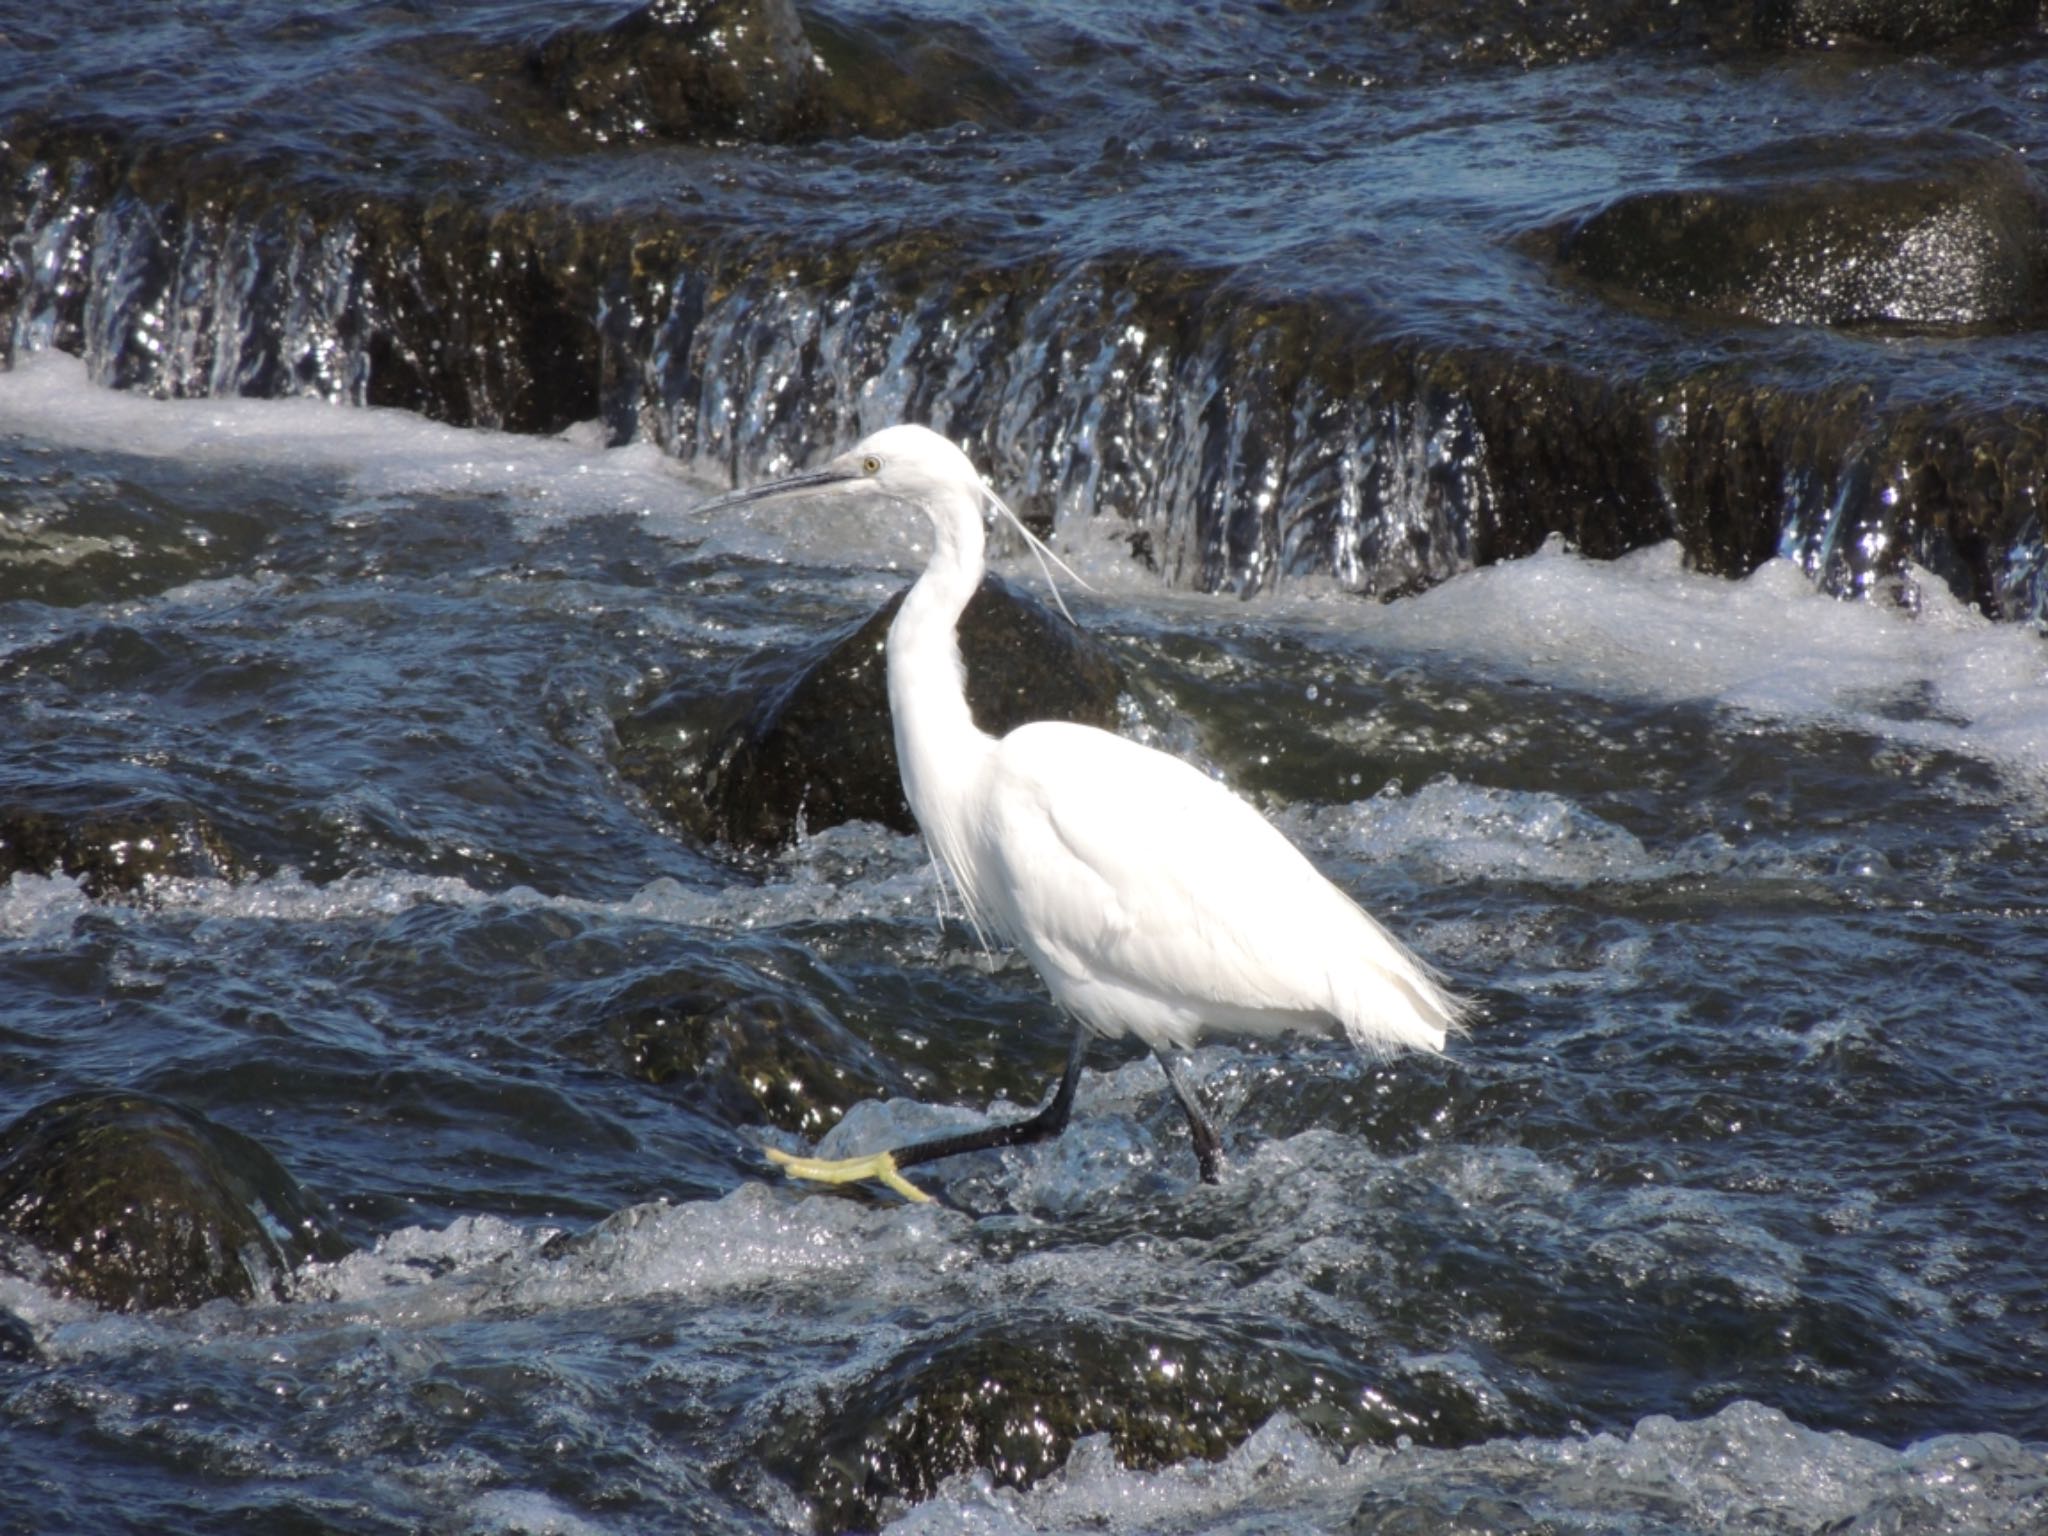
[0,797,247,897]
[0,1309,36,1363]
[595,965,910,1140]
[1374,0,1747,68]
[618,573,1124,851]
[0,1092,350,1312]
[1753,0,2040,50]
[524,0,1036,147]
[799,6,1041,139]
[764,1313,1506,1530]
[527,0,823,145]
[1350,1488,1552,1535]
[1557,132,2048,333]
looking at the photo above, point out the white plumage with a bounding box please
[871,422,1464,1056]
[944,721,1457,1055]
[719,422,1465,1200]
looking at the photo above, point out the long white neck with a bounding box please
[886,483,998,923]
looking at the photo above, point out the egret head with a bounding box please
[702,424,1087,618]
[697,424,977,543]
[832,424,986,515]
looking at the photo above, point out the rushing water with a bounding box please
[4,0,2048,1530]
[2,353,2046,1533]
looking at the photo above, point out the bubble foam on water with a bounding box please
[461,1490,610,1536]
[0,350,978,572]
[0,816,941,945]
[1286,778,1666,888]
[7,1090,2037,1535]
[0,870,95,939]
[883,1400,2048,1536]
[1364,539,2048,793]
[297,1183,970,1321]
[0,349,700,528]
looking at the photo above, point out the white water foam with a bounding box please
[0,348,924,570]
[1363,538,2048,792]
[0,818,944,947]
[1076,537,2048,802]
[0,349,698,526]
[0,870,95,940]
[882,1400,2048,1536]
[1057,501,2048,806]
[7,1110,2037,1535]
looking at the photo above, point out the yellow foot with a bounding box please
[764,1145,934,1204]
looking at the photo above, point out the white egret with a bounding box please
[705,424,1467,1202]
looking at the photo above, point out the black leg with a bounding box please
[1155,1050,1223,1183]
[765,1023,1091,1202]
[893,1022,1089,1170]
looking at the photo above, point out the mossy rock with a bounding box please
[524,0,1037,148]
[527,0,823,146]
[766,1312,1507,1530]
[0,1309,37,1363]
[1753,0,2040,50]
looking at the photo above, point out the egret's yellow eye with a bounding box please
[861,455,882,475]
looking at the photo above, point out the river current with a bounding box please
[2,351,2045,1532]
[3,0,2048,1531]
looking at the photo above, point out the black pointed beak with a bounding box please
[695,463,860,514]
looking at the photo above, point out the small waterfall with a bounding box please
[6,158,103,362]
[5,160,372,405]
[631,258,1497,597]
[3,140,2042,616]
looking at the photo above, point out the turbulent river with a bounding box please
[3,1,2048,1533]
[3,354,2045,1533]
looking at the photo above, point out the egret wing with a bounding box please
[984,723,1457,1054]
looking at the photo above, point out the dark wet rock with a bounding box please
[524,0,1036,147]
[765,1314,1507,1531]
[1557,133,2048,333]
[0,796,247,897]
[351,198,605,434]
[0,1309,37,1362]
[617,573,1124,851]
[1753,0,2041,50]
[1653,376,2048,609]
[800,7,1041,138]
[0,1091,351,1312]
[1374,0,1749,69]
[0,128,605,434]
[592,964,911,1139]
[528,0,823,145]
